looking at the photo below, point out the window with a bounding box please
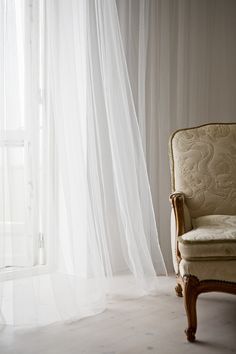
[0,0,46,274]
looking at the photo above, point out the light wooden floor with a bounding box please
[1,276,236,354]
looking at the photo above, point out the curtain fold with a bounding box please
[48,0,166,286]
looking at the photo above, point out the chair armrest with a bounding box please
[170,192,192,274]
[169,192,192,236]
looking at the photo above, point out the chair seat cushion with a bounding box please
[178,215,236,260]
[179,259,236,282]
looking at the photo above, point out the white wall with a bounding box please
[117,0,236,273]
[147,0,236,272]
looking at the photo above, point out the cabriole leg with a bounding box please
[183,275,200,342]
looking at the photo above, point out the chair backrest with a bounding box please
[169,123,236,218]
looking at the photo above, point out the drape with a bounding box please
[0,0,166,326]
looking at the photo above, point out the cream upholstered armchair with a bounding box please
[169,123,236,342]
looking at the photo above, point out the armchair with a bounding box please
[169,123,236,342]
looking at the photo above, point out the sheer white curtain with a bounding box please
[47,0,166,291]
[0,0,166,326]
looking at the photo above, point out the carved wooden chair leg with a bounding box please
[183,275,200,342]
[175,282,183,297]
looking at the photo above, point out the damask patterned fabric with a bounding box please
[178,215,236,260]
[170,124,236,218]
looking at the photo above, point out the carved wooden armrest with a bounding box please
[169,192,192,237]
[170,192,192,264]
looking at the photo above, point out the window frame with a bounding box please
[0,0,52,278]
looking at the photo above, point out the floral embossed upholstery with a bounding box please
[170,124,236,218]
[169,123,236,279]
